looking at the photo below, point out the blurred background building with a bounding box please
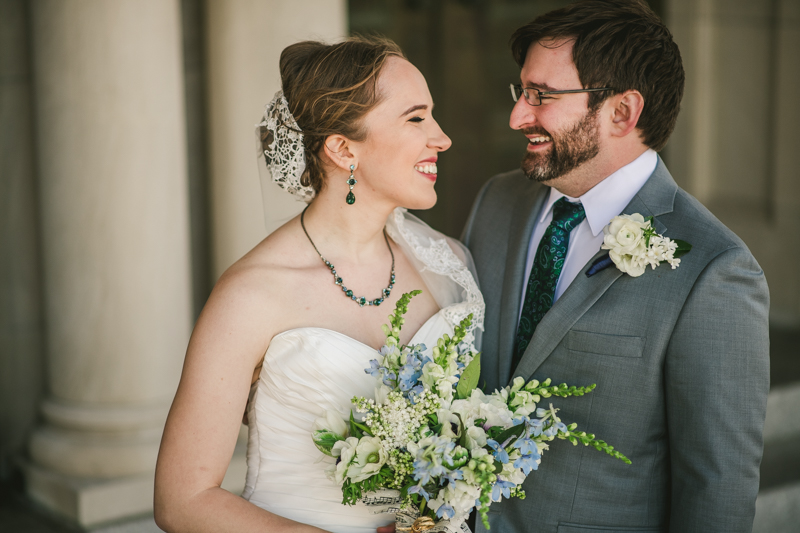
[1,0,798,531]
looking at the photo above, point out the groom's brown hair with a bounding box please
[510,0,684,152]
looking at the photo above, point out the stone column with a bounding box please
[665,0,800,325]
[205,0,347,278]
[0,0,45,478]
[24,0,192,526]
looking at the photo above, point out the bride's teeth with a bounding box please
[415,163,438,174]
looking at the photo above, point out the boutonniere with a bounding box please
[587,214,692,278]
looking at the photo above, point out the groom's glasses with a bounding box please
[510,84,614,106]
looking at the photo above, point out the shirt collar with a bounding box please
[538,149,658,236]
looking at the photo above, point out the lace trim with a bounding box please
[385,208,485,351]
[256,90,315,202]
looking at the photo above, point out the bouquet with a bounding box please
[312,291,630,531]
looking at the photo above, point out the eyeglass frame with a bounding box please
[510,83,614,106]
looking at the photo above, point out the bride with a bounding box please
[154,36,484,533]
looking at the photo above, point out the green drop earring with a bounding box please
[346,164,357,205]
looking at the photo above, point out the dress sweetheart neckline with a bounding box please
[269,307,445,353]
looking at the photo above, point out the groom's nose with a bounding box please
[509,96,538,131]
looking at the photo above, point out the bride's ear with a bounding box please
[323,134,357,172]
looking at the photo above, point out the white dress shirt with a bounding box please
[520,149,658,313]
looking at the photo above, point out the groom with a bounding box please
[462,1,770,532]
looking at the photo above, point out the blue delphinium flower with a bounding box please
[526,418,544,438]
[381,370,397,388]
[491,479,515,502]
[440,467,463,486]
[513,436,537,456]
[412,436,453,485]
[436,504,456,520]
[366,359,382,378]
[398,363,421,392]
[486,439,509,464]
[407,484,430,501]
[514,453,539,475]
[413,457,446,486]
[379,344,398,357]
[407,384,425,404]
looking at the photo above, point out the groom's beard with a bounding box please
[521,107,601,183]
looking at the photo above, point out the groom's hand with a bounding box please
[376,524,395,533]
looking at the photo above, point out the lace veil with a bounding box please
[256,91,315,204]
[386,208,484,350]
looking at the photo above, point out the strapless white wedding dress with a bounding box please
[241,208,484,533]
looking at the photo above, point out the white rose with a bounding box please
[464,425,487,450]
[347,436,387,482]
[602,214,648,255]
[609,249,647,277]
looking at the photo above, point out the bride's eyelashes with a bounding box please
[408,116,424,123]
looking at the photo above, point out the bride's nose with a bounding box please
[429,119,452,152]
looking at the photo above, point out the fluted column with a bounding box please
[25,0,192,526]
[205,0,347,278]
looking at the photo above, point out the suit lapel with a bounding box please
[507,158,678,383]
[495,180,547,385]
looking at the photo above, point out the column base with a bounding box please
[22,460,155,528]
[20,433,247,528]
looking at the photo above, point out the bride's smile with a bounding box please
[345,55,451,212]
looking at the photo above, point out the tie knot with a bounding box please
[551,197,586,231]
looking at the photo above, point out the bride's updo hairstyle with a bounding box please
[279,36,404,194]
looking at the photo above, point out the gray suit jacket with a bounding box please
[461,160,769,533]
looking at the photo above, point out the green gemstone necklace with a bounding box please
[300,207,395,307]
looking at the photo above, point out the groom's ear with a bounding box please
[607,90,645,139]
[322,134,356,172]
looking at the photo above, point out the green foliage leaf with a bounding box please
[312,430,344,456]
[456,353,481,400]
[349,411,369,439]
[492,422,525,445]
[673,239,693,258]
[492,459,503,474]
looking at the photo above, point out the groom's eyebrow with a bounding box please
[401,104,428,116]
[524,82,558,91]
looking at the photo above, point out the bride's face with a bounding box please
[350,57,451,210]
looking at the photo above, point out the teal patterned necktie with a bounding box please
[512,197,586,370]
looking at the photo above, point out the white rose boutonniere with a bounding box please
[600,214,691,277]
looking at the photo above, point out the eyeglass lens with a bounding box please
[510,85,539,106]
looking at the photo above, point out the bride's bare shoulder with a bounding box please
[200,216,310,338]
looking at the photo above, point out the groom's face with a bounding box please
[510,39,601,183]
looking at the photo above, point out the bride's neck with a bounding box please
[301,190,396,262]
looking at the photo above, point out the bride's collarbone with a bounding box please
[254,232,439,348]
[273,284,439,351]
